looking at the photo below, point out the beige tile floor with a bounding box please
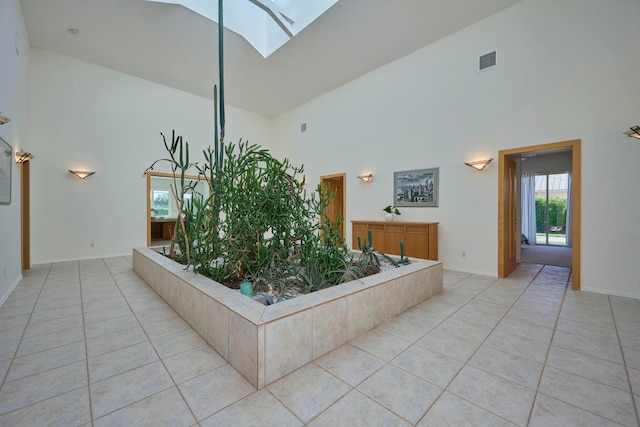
[0,257,639,426]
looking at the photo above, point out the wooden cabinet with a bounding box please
[352,221,386,252]
[150,219,176,240]
[163,222,175,240]
[351,221,438,260]
[150,221,162,240]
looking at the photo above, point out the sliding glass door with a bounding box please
[534,172,569,246]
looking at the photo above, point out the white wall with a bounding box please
[272,0,640,297]
[0,0,30,305]
[28,49,273,263]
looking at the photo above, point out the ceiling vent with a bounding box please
[479,50,497,71]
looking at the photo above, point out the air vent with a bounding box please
[479,51,497,71]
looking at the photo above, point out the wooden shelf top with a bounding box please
[351,220,439,225]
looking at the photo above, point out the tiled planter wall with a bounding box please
[132,247,443,389]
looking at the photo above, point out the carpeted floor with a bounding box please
[521,244,572,268]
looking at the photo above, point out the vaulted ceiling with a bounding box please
[20,0,523,117]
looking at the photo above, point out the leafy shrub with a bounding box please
[146,132,356,295]
[535,197,567,233]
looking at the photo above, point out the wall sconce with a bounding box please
[0,113,11,125]
[624,125,640,139]
[357,173,373,182]
[69,170,95,179]
[465,158,494,171]
[15,150,35,163]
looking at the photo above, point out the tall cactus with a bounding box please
[398,241,409,264]
[211,0,226,233]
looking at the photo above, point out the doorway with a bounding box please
[20,160,30,271]
[145,172,210,246]
[320,173,346,241]
[498,140,581,290]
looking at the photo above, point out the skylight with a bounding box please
[146,0,339,58]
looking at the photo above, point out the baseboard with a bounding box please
[0,274,23,308]
[442,265,497,278]
[32,252,132,265]
[581,287,640,301]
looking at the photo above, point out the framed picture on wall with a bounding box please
[0,136,11,205]
[393,167,439,207]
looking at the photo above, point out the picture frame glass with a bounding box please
[394,167,439,207]
[0,136,12,205]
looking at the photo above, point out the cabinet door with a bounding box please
[353,230,369,250]
[162,222,175,240]
[352,223,369,250]
[384,232,404,256]
[151,222,163,239]
[405,232,429,259]
[353,221,437,260]
[352,223,386,252]
[370,229,386,252]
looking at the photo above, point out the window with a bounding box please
[534,172,569,246]
[152,190,170,217]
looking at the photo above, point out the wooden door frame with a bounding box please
[320,173,347,240]
[20,160,30,271]
[498,139,581,290]
[146,171,206,246]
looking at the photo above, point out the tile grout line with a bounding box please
[0,264,97,423]
[414,272,543,425]
[0,263,51,394]
[100,257,201,425]
[78,260,96,427]
[608,295,640,427]
[435,266,578,423]
[265,376,314,426]
[525,269,635,425]
[3,263,91,423]
[300,271,484,425]
[373,270,542,426]
[524,265,571,426]
[414,267,546,426]
[305,272,489,426]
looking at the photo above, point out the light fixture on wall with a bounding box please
[0,113,11,125]
[69,170,95,179]
[465,158,494,171]
[357,173,373,182]
[624,125,640,139]
[15,150,35,163]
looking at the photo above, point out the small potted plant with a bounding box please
[383,205,401,222]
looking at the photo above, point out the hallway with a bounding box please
[521,245,572,268]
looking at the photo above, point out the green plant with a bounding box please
[146,133,358,296]
[381,240,409,267]
[535,197,567,233]
[355,229,381,276]
[144,131,199,263]
[383,205,401,216]
[398,240,409,264]
[144,0,398,299]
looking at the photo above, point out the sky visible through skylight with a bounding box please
[146,0,339,58]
